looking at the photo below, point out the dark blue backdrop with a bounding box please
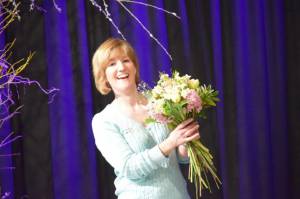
[1,0,299,199]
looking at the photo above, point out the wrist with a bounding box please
[158,138,175,157]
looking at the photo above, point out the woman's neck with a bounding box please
[114,89,146,107]
[115,93,138,106]
[113,89,149,124]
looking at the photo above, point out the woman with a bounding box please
[91,38,200,199]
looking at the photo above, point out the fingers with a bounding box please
[183,122,199,136]
[170,119,201,146]
[185,132,200,143]
[183,124,200,143]
[176,118,194,130]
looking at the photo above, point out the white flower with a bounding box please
[181,88,192,98]
[153,98,165,113]
[152,85,164,99]
[164,86,181,103]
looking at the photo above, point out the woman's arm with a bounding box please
[92,114,170,181]
[176,145,190,164]
[158,119,200,157]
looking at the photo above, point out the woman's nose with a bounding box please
[116,61,125,71]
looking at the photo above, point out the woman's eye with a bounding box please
[123,59,130,63]
[108,62,115,67]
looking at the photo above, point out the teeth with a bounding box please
[117,74,129,79]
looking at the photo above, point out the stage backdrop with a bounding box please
[1,0,299,199]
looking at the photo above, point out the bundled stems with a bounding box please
[186,140,221,199]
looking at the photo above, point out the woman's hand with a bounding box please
[177,144,189,158]
[168,118,200,147]
[158,118,200,157]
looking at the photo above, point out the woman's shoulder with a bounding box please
[92,104,121,135]
[92,103,126,128]
[92,103,133,135]
[92,104,114,123]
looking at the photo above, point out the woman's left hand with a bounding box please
[177,126,200,158]
[158,119,200,157]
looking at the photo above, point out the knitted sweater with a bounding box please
[92,102,190,199]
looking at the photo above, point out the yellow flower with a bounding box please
[152,85,163,99]
[188,79,199,89]
[160,73,169,81]
[179,74,191,84]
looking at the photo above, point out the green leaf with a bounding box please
[144,118,156,124]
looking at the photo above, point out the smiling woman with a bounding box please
[105,48,137,96]
[91,38,200,199]
[92,38,140,95]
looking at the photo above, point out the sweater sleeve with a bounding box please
[92,114,170,180]
[176,148,190,164]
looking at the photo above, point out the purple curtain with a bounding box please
[1,0,299,199]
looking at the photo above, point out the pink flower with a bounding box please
[153,113,170,124]
[186,90,202,112]
[147,103,170,124]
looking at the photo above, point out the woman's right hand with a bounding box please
[158,118,200,157]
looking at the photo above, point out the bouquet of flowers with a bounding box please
[145,71,221,198]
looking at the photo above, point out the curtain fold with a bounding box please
[0,29,14,198]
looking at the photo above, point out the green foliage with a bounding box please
[199,85,219,107]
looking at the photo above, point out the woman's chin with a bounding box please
[114,85,136,95]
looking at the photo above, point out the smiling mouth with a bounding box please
[117,74,129,80]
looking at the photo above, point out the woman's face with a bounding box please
[105,48,137,95]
